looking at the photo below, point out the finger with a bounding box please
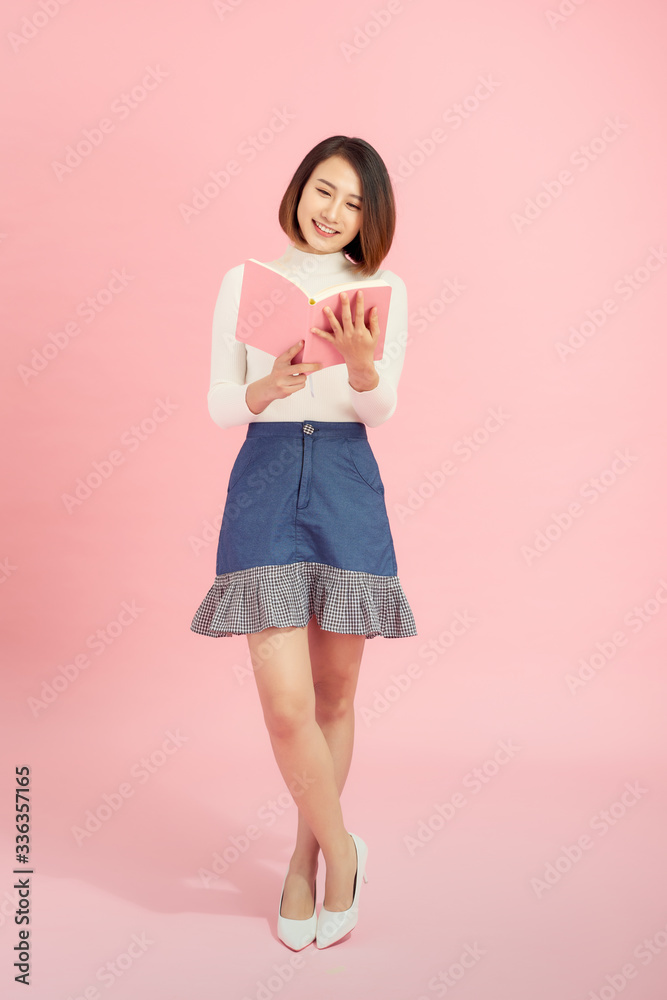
[355,290,364,328]
[291,362,323,373]
[369,305,379,333]
[339,292,352,327]
[322,306,341,331]
[311,325,335,342]
[279,340,305,361]
[282,374,306,388]
[285,377,307,393]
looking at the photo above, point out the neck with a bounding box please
[277,242,356,276]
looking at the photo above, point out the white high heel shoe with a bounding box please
[277,871,317,951]
[316,833,368,949]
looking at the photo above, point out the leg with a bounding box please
[247,623,362,918]
[291,615,365,874]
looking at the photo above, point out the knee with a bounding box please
[263,695,313,738]
[315,689,354,724]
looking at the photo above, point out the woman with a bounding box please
[190,135,417,949]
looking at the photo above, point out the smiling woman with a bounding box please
[189,135,416,952]
[279,139,395,279]
[295,164,363,243]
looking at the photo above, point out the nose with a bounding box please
[323,200,344,224]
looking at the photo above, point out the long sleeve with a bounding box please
[206,263,258,429]
[203,250,411,429]
[347,270,409,428]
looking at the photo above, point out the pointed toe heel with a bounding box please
[277,872,317,951]
[316,833,368,949]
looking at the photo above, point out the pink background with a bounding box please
[2,1,667,997]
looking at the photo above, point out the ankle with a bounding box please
[325,831,355,866]
[289,849,319,875]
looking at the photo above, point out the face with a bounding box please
[294,155,363,254]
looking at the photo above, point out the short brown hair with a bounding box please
[278,136,396,279]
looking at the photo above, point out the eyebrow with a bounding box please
[315,178,363,203]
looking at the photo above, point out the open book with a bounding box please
[234,258,393,369]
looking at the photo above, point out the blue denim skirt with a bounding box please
[190,420,417,638]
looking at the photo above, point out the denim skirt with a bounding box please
[190,420,417,638]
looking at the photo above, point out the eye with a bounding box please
[316,188,360,210]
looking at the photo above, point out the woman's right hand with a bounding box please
[246,341,323,414]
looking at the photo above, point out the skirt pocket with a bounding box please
[226,439,257,493]
[343,438,385,496]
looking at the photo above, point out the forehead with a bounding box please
[310,157,362,193]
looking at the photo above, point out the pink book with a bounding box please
[234,258,393,369]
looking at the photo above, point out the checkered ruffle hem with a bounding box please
[190,560,417,639]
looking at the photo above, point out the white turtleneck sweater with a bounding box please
[206,243,409,429]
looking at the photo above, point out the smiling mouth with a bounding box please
[313,219,339,235]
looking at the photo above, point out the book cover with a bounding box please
[234,258,392,369]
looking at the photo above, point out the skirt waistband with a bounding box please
[246,420,368,440]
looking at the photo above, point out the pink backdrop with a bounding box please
[3,1,666,997]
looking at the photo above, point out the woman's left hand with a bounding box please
[310,291,380,388]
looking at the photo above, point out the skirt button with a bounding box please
[303,423,315,435]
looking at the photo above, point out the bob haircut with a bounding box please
[278,136,396,279]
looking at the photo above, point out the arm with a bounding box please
[346,271,409,428]
[206,263,324,425]
[206,264,258,429]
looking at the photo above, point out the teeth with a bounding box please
[315,220,337,234]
